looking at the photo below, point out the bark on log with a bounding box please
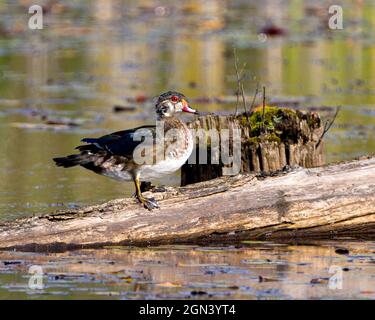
[0,156,374,252]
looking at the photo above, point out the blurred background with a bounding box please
[0,0,374,220]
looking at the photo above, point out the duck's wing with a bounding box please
[76,125,156,158]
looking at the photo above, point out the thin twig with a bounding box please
[240,83,247,115]
[239,64,247,117]
[316,106,341,148]
[249,83,259,114]
[261,86,266,133]
[239,62,247,78]
[233,48,240,116]
[233,48,249,122]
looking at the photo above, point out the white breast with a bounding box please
[139,132,194,180]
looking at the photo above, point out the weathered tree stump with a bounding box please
[181,107,324,186]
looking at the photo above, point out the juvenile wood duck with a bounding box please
[53,91,197,210]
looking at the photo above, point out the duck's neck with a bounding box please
[158,116,192,152]
[160,117,189,136]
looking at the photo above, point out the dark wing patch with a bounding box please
[76,125,156,158]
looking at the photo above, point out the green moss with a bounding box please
[266,132,281,143]
[245,136,261,145]
[237,106,319,144]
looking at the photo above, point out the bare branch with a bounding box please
[241,83,248,117]
[233,48,241,116]
[261,86,266,133]
[316,106,341,148]
[249,83,259,114]
[233,48,249,121]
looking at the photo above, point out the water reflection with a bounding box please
[0,241,375,299]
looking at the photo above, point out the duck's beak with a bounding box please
[181,99,198,114]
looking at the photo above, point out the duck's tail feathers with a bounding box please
[53,154,90,168]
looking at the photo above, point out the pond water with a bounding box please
[0,0,374,299]
[1,241,375,300]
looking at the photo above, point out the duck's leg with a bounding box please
[133,175,159,210]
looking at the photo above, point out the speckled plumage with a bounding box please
[53,91,197,210]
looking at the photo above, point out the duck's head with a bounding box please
[155,91,197,119]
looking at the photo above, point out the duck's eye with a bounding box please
[171,95,179,102]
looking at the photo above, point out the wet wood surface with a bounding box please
[0,156,373,252]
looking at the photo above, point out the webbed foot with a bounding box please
[137,195,160,210]
[133,176,160,210]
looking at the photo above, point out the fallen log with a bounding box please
[0,156,374,252]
